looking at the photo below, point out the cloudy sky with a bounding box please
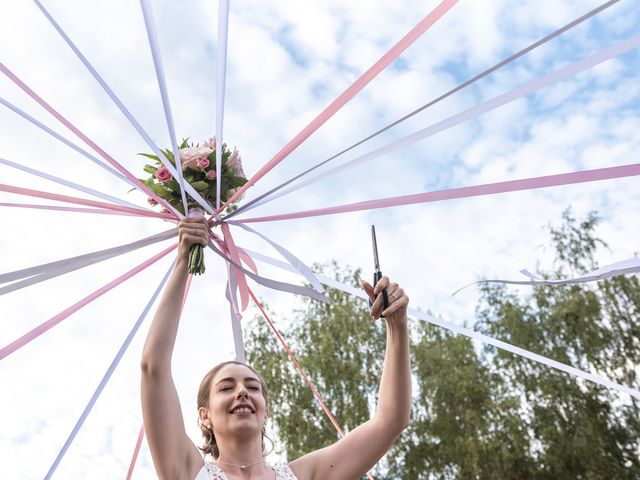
[1,0,639,478]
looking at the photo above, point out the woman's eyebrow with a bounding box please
[215,377,235,385]
[215,376,260,385]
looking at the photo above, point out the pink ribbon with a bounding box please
[0,183,172,219]
[125,425,145,480]
[238,163,640,223]
[220,223,250,311]
[0,62,179,218]
[0,203,142,217]
[217,0,459,213]
[248,288,344,435]
[0,244,176,361]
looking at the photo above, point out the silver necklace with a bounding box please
[216,458,266,470]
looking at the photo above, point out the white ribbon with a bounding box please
[0,157,147,211]
[215,0,230,210]
[0,229,177,294]
[139,0,190,214]
[0,96,134,188]
[228,221,324,294]
[454,258,640,294]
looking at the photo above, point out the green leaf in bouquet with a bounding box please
[227,175,248,188]
[161,148,174,162]
[206,151,216,162]
[179,138,190,149]
[191,180,210,191]
[143,164,157,175]
[167,178,180,192]
[158,184,175,198]
[138,153,160,162]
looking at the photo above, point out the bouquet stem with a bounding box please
[188,208,206,275]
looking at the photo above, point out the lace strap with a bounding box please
[273,464,299,480]
[204,463,227,480]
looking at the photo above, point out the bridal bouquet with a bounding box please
[139,136,247,274]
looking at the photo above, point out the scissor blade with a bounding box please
[371,225,380,271]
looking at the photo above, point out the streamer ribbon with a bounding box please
[126,426,145,480]
[139,0,190,214]
[454,257,640,294]
[0,157,147,210]
[238,163,640,223]
[206,239,328,302]
[0,96,134,188]
[215,0,230,210]
[0,183,171,219]
[0,203,144,217]
[228,221,324,294]
[220,223,250,311]
[0,229,177,294]
[217,0,460,212]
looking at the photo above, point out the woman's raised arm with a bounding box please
[290,275,411,480]
[140,217,209,480]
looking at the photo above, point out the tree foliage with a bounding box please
[246,211,639,479]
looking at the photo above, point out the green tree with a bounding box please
[245,210,640,479]
[475,210,640,479]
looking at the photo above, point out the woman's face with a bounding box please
[206,363,268,437]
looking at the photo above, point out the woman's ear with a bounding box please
[198,407,210,425]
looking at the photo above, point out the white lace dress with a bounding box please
[194,462,298,480]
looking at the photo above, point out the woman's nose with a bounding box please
[235,385,248,399]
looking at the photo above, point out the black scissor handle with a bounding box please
[368,271,389,317]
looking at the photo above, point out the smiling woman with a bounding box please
[140,216,411,480]
[196,362,271,460]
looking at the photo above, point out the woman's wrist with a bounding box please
[175,255,190,272]
[385,316,409,335]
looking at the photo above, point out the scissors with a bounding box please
[369,225,389,316]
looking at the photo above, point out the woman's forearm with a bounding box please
[141,257,190,374]
[375,317,411,433]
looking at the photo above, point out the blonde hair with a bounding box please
[197,361,270,459]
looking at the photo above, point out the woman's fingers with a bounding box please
[373,275,390,295]
[178,217,210,250]
[362,281,375,301]
[382,288,409,318]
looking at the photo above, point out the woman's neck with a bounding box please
[214,434,269,477]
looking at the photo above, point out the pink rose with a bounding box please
[226,148,245,177]
[180,145,213,169]
[196,156,210,170]
[155,166,172,183]
[206,170,217,180]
